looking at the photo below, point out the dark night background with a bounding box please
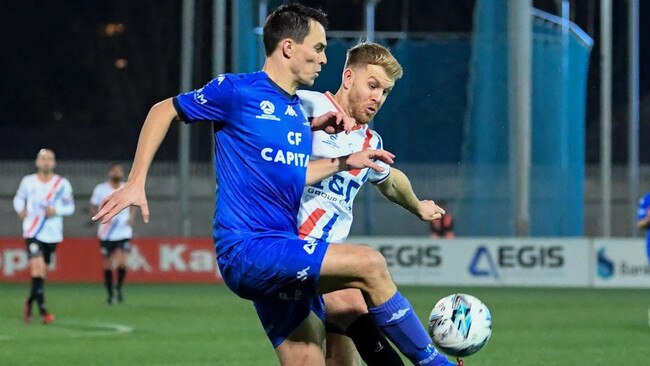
[1,0,648,162]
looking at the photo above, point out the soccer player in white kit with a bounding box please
[90,163,134,305]
[298,43,448,366]
[13,149,75,324]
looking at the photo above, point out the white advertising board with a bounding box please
[592,239,650,288]
[351,237,591,287]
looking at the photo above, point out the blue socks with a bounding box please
[368,291,452,366]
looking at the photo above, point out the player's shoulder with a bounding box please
[220,71,269,88]
[21,174,37,182]
[93,181,109,190]
[57,175,72,185]
[296,89,326,102]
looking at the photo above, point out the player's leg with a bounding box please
[25,239,53,323]
[325,331,361,366]
[218,236,331,365]
[324,302,360,366]
[114,241,129,303]
[275,312,326,366]
[318,243,454,366]
[325,289,403,366]
[38,243,56,323]
[101,241,115,304]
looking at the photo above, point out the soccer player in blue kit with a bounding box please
[93,4,457,366]
[637,193,650,262]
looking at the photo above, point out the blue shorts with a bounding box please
[217,234,329,347]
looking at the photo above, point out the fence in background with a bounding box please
[1,236,647,288]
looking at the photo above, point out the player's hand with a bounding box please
[310,111,356,134]
[344,149,395,172]
[417,200,445,221]
[44,206,56,218]
[92,182,150,224]
[18,209,27,220]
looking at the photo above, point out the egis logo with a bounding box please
[596,247,615,280]
[469,245,564,279]
[469,246,500,279]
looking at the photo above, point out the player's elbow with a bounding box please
[150,98,179,121]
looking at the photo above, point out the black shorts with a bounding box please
[25,238,59,264]
[99,239,131,257]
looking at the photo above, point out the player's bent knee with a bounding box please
[359,250,390,284]
[325,289,368,320]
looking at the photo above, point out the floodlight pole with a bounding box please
[628,0,640,237]
[210,0,227,207]
[363,0,380,236]
[508,0,532,237]
[179,0,195,237]
[600,0,612,237]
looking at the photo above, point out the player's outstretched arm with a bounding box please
[376,167,445,221]
[637,213,650,230]
[305,149,395,185]
[92,98,179,224]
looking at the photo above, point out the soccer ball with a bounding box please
[428,293,492,357]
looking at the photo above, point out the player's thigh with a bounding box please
[275,311,326,366]
[25,240,47,276]
[113,247,127,266]
[28,256,47,277]
[325,332,361,366]
[324,289,367,329]
[99,241,113,268]
[318,243,389,293]
[115,240,131,266]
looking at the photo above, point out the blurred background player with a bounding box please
[636,193,650,263]
[93,4,455,365]
[13,148,75,324]
[90,163,134,305]
[298,42,448,366]
[429,200,455,239]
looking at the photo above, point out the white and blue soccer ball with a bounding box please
[428,293,492,357]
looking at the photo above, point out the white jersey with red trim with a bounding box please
[296,90,390,243]
[13,174,75,243]
[90,182,133,241]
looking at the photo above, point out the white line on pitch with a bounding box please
[57,320,134,338]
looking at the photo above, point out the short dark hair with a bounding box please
[263,3,328,56]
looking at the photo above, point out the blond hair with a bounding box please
[344,42,403,81]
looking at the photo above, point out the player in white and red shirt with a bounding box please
[298,43,448,366]
[90,163,134,305]
[13,149,75,324]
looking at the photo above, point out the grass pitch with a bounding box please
[1,283,648,365]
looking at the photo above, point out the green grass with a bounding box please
[1,284,649,365]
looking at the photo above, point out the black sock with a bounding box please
[28,277,38,304]
[104,269,113,298]
[347,313,405,366]
[33,277,47,315]
[116,266,126,289]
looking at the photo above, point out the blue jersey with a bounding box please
[173,72,313,254]
[637,193,650,253]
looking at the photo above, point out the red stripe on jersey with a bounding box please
[45,176,63,201]
[349,128,374,176]
[298,208,327,239]
[25,216,42,238]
